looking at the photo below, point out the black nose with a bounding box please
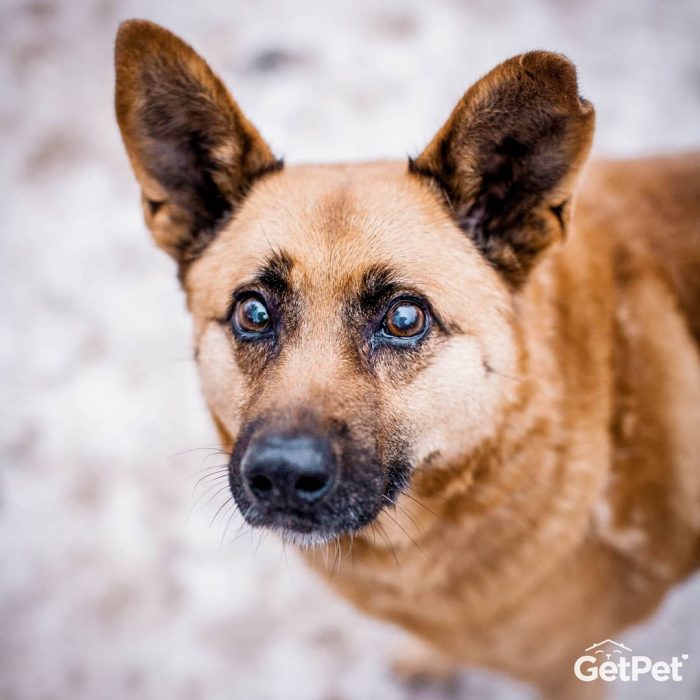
[241,433,337,509]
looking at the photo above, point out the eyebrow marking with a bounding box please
[357,264,402,311]
[355,264,461,337]
[217,250,296,325]
[255,251,294,296]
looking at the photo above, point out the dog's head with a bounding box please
[115,20,594,546]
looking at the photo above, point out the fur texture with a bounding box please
[115,19,700,699]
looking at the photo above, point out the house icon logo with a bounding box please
[584,639,632,660]
[574,639,688,683]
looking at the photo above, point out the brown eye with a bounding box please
[233,296,271,335]
[383,301,426,338]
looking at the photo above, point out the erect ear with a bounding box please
[410,51,594,286]
[115,20,281,266]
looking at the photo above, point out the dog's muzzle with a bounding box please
[227,417,410,543]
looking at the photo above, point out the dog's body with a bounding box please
[115,21,700,699]
[305,155,700,698]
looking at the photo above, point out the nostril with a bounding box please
[294,473,331,503]
[249,473,274,498]
[241,433,337,508]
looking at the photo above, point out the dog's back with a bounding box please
[574,153,700,582]
[579,154,700,345]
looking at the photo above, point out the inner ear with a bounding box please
[115,19,282,266]
[410,51,594,286]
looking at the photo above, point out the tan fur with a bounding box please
[115,20,700,699]
[297,157,700,699]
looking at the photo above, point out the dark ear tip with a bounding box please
[519,50,577,85]
[116,18,157,46]
[115,19,182,63]
[518,51,592,115]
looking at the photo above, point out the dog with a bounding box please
[114,19,700,699]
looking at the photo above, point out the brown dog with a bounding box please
[114,19,700,699]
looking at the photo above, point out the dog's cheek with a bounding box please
[196,322,246,438]
[391,335,519,467]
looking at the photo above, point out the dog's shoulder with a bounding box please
[576,153,700,345]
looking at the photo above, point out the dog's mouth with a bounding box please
[227,437,411,546]
[235,504,380,548]
[228,469,410,547]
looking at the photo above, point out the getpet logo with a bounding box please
[574,639,689,683]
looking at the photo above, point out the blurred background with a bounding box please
[1,1,699,698]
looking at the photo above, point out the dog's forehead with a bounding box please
[186,162,490,317]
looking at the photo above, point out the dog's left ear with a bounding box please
[115,20,280,266]
[411,51,594,286]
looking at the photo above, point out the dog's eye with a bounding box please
[383,301,427,338]
[232,295,271,335]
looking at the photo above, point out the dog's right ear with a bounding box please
[115,20,281,265]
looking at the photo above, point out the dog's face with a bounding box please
[186,164,520,544]
[115,21,593,545]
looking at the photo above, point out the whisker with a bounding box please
[220,503,241,544]
[369,522,378,548]
[185,461,231,484]
[171,445,230,459]
[401,491,449,525]
[375,521,401,569]
[191,471,229,499]
[209,495,234,529]
[253,529,269,560]
[349,532,356,571]
[257,218,278,259]
[280,537,292,578]
[214,500,235,546]
[381,496,427,558]
[224,505,258,547]
[199,485,233,512]
[484,362,526,383]
[229,523,255,545]
[335,537,347,576]
[185,469,229,522]
[332,538,340,575]
[410,465,456,504]
[394,501,425,539]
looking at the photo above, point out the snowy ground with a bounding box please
[1,1,700,699]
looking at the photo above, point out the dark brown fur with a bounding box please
[115,20,700,700]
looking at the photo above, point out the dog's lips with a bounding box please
[233,475,409,547]
[273,527,340,548]
[232,486,389,545]
[251,508,324,533]
[237,505,357,548]
[240,502,369,540]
